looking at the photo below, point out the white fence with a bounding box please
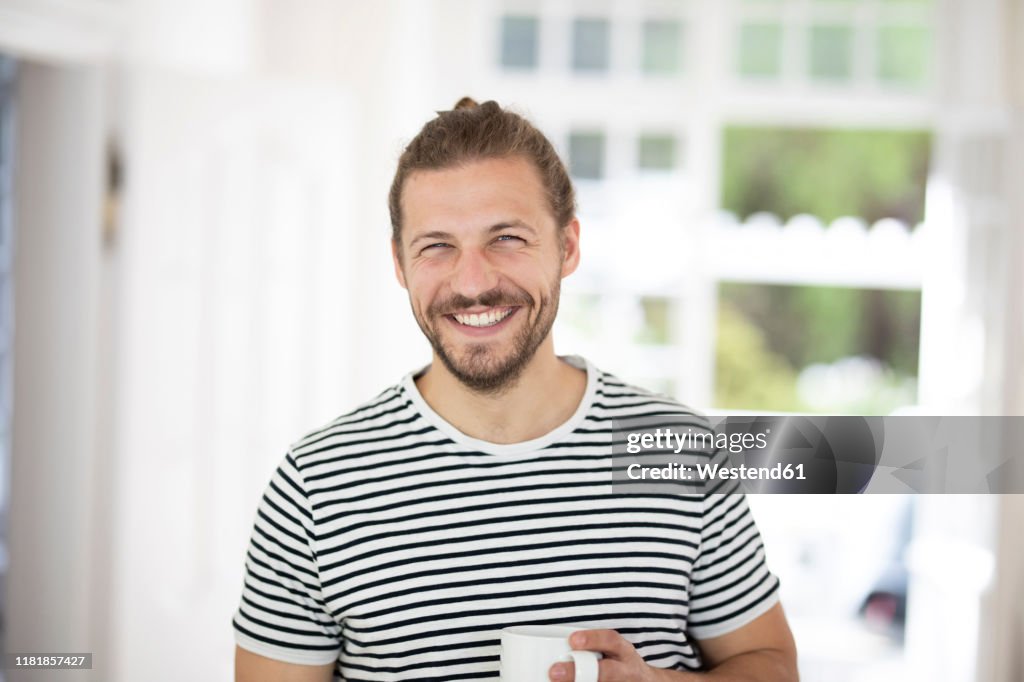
[710,211,927,289]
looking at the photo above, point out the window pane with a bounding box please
[721,126,932,225]
[809,24,854,80]
[573,18,610,72]
[739,23,783,78]
[716,284,920,414]
[642,20,682,74]
[638,134,677,170]
[636,296,674,345]
[877,25,930,86]
[569,131,605,180]
[500,15,539,69]
[562,293,602,337]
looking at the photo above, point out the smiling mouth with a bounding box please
[449,307,516,328]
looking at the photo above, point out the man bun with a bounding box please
[390,98,576,245]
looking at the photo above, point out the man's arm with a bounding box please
[679,602,798,681]
[235,646,335,682]
[553,602,798,682]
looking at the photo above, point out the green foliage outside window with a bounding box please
[721,126,932,225]
[715,284,921,414]
[715,302,802,411]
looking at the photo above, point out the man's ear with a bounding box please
[391,238,408,289]
[560,218,581,279]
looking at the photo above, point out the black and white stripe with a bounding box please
[233,357,780,680]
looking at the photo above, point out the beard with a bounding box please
[412,278,561,395]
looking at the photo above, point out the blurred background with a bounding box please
[0,0,1022,680]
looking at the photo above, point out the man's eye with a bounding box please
[495,235,526,244]
[421,243,451,253]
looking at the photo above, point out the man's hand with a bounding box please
[547,603,798,682]
[548,629,662,682]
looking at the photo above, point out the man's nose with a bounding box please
[450,248,499,300]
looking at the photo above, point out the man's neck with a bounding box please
[414,342,588,445]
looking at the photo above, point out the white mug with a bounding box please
[500,625,602,682]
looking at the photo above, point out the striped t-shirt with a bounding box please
[232,356,780,680]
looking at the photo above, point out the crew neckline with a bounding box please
[400,355,599,456]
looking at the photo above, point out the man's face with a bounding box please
[392,156,580,394]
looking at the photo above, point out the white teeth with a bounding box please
[453,308,513,327]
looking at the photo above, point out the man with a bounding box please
[233,98,798,682]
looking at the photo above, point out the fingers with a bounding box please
[548,630,644,682]
[569,629,632,658]
[549,661,572,681]
[549,658,631,682]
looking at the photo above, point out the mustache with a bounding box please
[428,287,535,317]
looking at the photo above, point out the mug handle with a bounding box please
[569,650,601,682]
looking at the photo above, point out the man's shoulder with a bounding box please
[287,381,413,459]
[598,368,712,411]
[594,367,713,425]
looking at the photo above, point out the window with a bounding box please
[738,22,784,78]
[718,125,931,412]
[500,15,539,69]
[809,24,854,81]
[642,20,682,74]
[877,25,931,87]
[568,131,605,180]
[637,134,678,171]
[572,18,610,72]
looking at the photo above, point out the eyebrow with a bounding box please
[408,220,537,247]
[488,220,536,235]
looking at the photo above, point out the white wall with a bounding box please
[983,495,1024,682]
[110,72,358,682]
[8,60,108,682]
[1003,0,1024,417]
[919,0,1019,415]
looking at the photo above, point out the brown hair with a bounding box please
[388,97,576,245]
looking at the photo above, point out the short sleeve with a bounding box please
[687,492,781,640]
[232,451,343,665]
